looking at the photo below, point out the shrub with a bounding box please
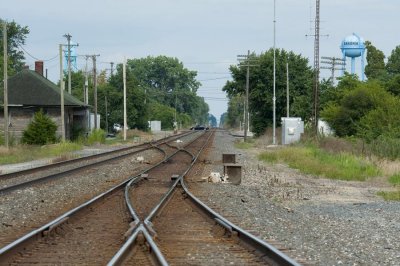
[389,174,400,186]
[377,191,400,201]
[21,109,57,145]
[368,136,400,160]
[86,129,106,145]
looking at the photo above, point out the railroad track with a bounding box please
[0,129,300,265]
[0,131,194,194]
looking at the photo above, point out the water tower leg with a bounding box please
[361,50,365,81]
[351,57,356,75]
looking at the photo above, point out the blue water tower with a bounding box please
[63,41,78,71]
[340,33,366,80]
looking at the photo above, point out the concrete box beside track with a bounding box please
[224,164,242,185]
[222,154,236,164]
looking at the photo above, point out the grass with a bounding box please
[388,173,400,186]
[234,139,255,149]
[258,145,380,181]
[0,142,83,165]
[377,190,400,201]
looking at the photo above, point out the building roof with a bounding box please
[1,69,87,107]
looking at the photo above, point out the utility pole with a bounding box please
[273,0,277,145]
[105,95,108,134]
[313,0,320,135]
[59,44,66,141]
[84,56,89,105]
[3,22,9,149]
[306,0,328,135]
[237,50,258,142]
[110,62,114,76]
[90,54,100,129]
[123,58,127,141]
[63,33,72,94]
[320,56,346,85]
[286,62,289,118]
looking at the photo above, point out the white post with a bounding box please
[123,58,127,141]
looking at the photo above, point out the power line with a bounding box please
[238,50,258,142]
[18,44,58,62]
[198,76,231,81]
[196,71,231,74]
[184,61,236,65]
[320,56,345,85]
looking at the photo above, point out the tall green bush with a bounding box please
[86,129,106,145]
[21,109,57,145]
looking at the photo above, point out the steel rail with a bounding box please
[107,133,208,265]
[144,131,212,227]
[124,131,206,222]
[108,131,213,264]
[137,128,300,266]
[107,224,168,266]
[0,131,192,179]
[0,132,199,258]
[0,132,194,195]
[180,182,301,266]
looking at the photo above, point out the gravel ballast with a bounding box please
[188,130,400,266]
[1,130,399,265]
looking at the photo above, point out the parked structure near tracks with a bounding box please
[0,65,89,141]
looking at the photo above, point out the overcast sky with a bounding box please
[3,0,400,122]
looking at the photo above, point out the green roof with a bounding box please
[1,69,86,107]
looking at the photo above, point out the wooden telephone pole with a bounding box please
[3,22,9,148]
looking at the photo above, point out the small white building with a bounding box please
[148,121,161,132]
[281,117,304,145]
[318,120,334,136]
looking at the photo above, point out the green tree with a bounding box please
[21,109,57,145]
[321,81,396,138]
[148,102,176,130]
[0,19,30,78]
[122,56,208,126]
[223,49,313,135]
[364,41,387,80]
[386,45,400,76]
[208,114,217,128]
[220,112,227,128]
[225,94,244,128]
[385,74,400,96]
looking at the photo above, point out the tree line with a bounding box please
[221,42,400,145]
[70,56,210,134]
[0,19,211,137]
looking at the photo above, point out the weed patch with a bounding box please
[259,145,379,181]
[377,190,400,201]
[0,142,82,165]
[389,174,400,186]
[234,139,255,149]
